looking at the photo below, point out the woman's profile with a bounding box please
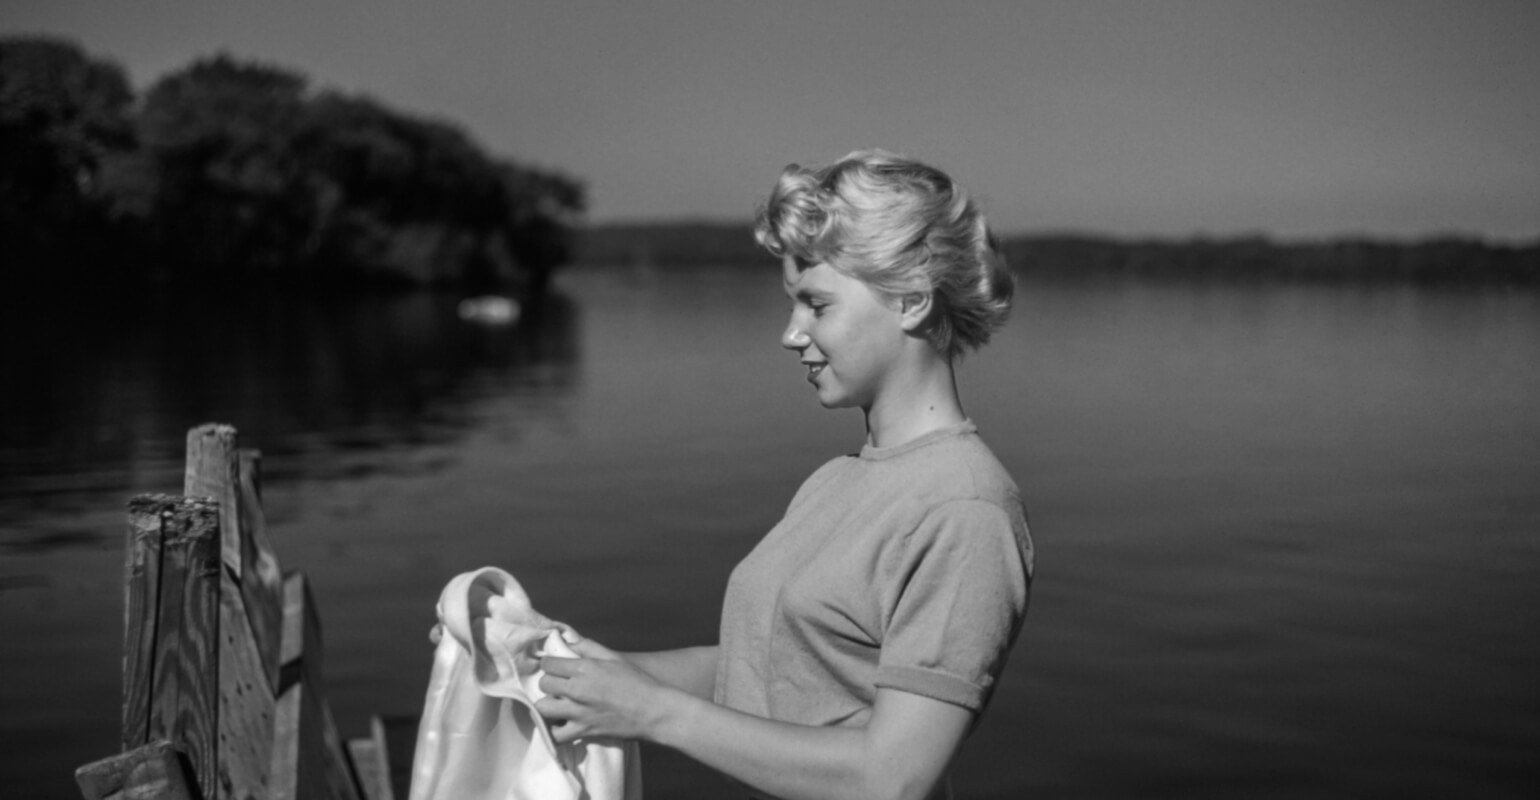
[534,149,1034,800]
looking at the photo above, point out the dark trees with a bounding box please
[0,37,135,275]
[0,38,584,291]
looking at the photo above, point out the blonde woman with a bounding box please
[537,150,1033,800]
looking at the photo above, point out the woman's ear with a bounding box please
[897,291,934,332]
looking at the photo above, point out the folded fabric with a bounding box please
[409,567,642,800]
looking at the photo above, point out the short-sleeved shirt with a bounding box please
[715,420,1033,728]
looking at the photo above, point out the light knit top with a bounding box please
[715,420,1033,728]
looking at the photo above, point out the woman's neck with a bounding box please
[863,354,965,449]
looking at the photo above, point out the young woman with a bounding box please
[535,149,1034,800]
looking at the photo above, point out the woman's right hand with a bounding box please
[565,635,623,661]
[534,650,676,744]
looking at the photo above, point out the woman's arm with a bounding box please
[658,685,971,800]
[548,623,718,699]
[536,649,971,800]
[619,645,718,700]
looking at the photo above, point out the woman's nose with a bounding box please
[782,319,810,351]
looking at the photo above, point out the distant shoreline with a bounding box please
[571,221,1540,284]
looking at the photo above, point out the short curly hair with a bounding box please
[753,148,1013,359]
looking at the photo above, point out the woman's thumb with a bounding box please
[569,636,621,661]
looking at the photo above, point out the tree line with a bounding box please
[573,226,1538,285]
[0,36,584,292]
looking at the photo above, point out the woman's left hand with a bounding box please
[535,639,675,745]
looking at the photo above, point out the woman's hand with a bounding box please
[535,639,678,745]
[553,628,624,661]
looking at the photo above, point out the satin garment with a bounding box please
[408,567,641,800]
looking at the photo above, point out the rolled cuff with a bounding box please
[874,665,989,711]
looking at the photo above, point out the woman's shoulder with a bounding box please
[885,428,1021,509]
[783,450,861,508]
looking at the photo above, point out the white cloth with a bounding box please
[409,567,642,800]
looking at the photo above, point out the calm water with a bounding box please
[2,266,1538,798]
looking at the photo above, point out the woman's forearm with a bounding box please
[537,650,970,799]
[648,688,969,800]
[654,693,870,800]
[620,645,718,700]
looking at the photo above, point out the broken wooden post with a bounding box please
[79,423,373,800]
[184,425,285,692]
[113,494,221,794]
[184,425,286,799]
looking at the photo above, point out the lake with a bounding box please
[2,265,1538,798]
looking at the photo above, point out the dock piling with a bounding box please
[77,424,395,800]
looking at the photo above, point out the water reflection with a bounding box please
[3,268,1538,798]
[0,286,580,543]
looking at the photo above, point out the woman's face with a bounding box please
[780,256,907,410]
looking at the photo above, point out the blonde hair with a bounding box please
[753,148,1013,359]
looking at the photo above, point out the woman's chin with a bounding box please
[814,389,856,410]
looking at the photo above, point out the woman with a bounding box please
[536,149,1034,800]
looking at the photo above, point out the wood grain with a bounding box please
[217,583,275,800]
[237,448,284,691]
[147,497,220,799]
[270,572,363,800]
[75,740,198,800]
[183,424,241,576]
[122,495,177,751]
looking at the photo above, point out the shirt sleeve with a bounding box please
[874,498,1031,711]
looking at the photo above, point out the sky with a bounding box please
[8,0,1539,241]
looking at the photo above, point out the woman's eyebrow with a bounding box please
[782,277,814,299]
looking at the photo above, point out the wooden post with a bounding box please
[270,572,363,800]
[346,715,418,800]
[183,425,288,800]
[121,495,176,752]
[377,716,419,800]
[184,424,285,691]
[117,495,221,795]
[86,424,370,800]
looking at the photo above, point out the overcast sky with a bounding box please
[10,1,1539,240]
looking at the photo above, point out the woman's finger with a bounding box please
[548,723,588,746]
[568,637,619,660]
[551,620,584,644]
[537,671,567,698]
[533,695,582,722]
[540,654,581,678]
[533,697,596,744]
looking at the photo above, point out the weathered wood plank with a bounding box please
[376,716,419,800]
[184,424,242,576]
[273,683,366,800]
[271,571,364,800]
[270,682,305,800]
[122,495,177,751]
[76,740,199,800]
[322,703,366,800]
[269,572,314,800]
[239,449,262,503]
[236,447,284,689]
[184,427,285,694]
[147,497,221,800]
[217,583,275,800]
[90,424,381,800]
[277,571,322,691]
[345,738,386,800]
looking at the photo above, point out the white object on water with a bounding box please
[458,296,521,325]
